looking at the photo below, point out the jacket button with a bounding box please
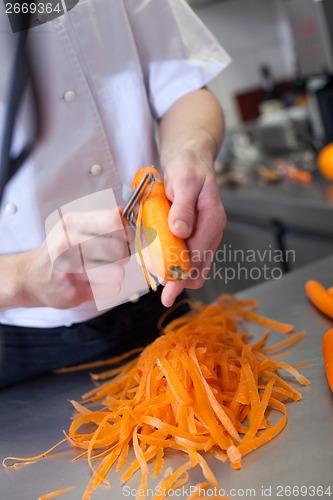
[63,90,76,102]
[4,202,18,215]
[90,164,103,176]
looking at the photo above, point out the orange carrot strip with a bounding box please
[140,416,211,443]
[152,461,192,500]
[236,299,258,308]
[70,400,92,415]
[120,446,157,484]
[133,426,149,499]
[86,412,118,481]
[242,378,275,443]
[90,443,125,492]
[263,370,302,401]
[238,398,287,456]
[196,453,220,489]
[177,351,232,449]
[226,445,242,470]
[241,360,260,424]
[262,331,305,353]
[251,331,270,351]
[258,384,300,402]
[38,486,75,500]
[189,344,240,442]
[212,450,228,463]
[115,442,130,472]
[153,447,165,479]
[322,328,333,392]
[91,358,138,381]
[272,361,311,386]
[305,280,333,319]
[2,437,68,468]
[135,200,158,291]
[54,347,143,373]
[156,357,192,405]
[234,365,249,405]
[241,310,294,333]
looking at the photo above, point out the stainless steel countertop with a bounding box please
[221,174,333,236]
[1,256,333,500]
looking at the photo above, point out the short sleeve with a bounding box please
[124,0,231,119]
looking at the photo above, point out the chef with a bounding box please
[0,0,229,387]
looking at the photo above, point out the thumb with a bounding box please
[167,182,200,239]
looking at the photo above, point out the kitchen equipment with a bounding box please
[285,0,333,143]
[254,107,311,155]
[307,74,333,143]
[285,0,333,77]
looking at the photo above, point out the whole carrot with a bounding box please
[322,328,333,392]
[305,280,333,320]
[131,166,190,281]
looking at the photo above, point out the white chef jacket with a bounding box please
[0,0,230,328]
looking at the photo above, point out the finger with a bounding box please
[80,236,130,269]
[193,182,226,250]
[161,281,185,308]
[182,231,223,291]
[62,209,131,244]
[190,230,222,276]
[52,232,131,274]
[85,264,126,306]
[85,263,125,285]
[166,174,204,239]
[183,195,225,281]
[173,230,221,292]
[88,282,122,304]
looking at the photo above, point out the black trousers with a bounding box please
[0,287,189,389]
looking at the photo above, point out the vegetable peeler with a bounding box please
[122,171,158,229]
[122,168,190,281]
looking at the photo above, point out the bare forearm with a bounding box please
[159,88,224,170]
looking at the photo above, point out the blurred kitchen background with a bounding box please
[186,0,333,302]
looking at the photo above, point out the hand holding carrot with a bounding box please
[161,147,226,307]
[157,88,226,307]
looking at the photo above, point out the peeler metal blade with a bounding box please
[122,172,156,229]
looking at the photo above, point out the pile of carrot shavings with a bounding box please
[3,295,310,500]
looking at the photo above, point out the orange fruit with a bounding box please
[318,143,333,180]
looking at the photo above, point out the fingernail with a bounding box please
[174,220,190,233]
